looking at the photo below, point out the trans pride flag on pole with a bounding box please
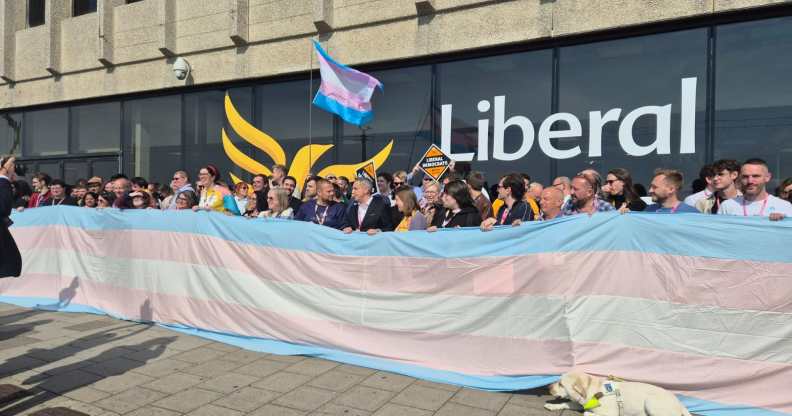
[312,40,383,126]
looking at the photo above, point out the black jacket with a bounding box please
[288,196,302,213]
[40,196,78,207]
[431,205,482,228]
[343,194,394,231]
[494,200,533,225]
[608,193,646,212]
[0,177,21,277]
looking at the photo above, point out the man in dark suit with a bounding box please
[1,156,22,277]
[342,178,393,234]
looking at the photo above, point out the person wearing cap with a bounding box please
[86,176,103,194]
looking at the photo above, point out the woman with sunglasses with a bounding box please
[97,191,115,208]
[259,187,293,219]
[603,168,646,212]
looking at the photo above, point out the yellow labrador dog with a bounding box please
[544,372,691,416]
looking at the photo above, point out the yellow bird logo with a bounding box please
[221,93,393,188]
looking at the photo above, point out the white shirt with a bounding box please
[684,189,713,208]
[357,196,372,227]
[719,194,792,217]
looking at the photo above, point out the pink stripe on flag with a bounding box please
[318,83,373,112]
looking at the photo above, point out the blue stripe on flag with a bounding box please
[313,92,374,126]
[9,207,792,263]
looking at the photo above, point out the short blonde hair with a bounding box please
[654,169,684,191]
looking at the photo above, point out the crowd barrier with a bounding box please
[2,207,791,416]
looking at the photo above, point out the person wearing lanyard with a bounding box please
[719,158,792,221]
[295,178,345,229]
[39,179,78,206]
[644,169,700,214]
[698,159,740,214]
[481,173,531,231]
[428,180,482,231]
[342,178,393,234]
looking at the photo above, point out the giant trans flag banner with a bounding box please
[3,207,792,416]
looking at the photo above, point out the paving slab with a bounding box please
[273,386,338,412]
[142,372,206,394]
[451,388,511,411]
[151,387,224,413]
[211,386,281,412]
[333,386,396,412]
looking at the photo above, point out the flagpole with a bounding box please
[307,39,314,177]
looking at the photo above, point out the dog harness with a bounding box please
[583,381,625,416]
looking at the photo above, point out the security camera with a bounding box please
[172,57,190,81]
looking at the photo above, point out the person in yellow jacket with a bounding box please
[193,164,228,213]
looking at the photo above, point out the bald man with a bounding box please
[539,187,565,220]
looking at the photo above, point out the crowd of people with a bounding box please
[6,157,792,234]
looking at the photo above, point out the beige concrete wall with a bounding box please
[0,0,790,110]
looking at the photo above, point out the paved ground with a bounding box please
[0,302,572,416]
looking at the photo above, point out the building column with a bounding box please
[313,0,334,33]
[156,0,176,56]
[0,0,16,83]
[229,0,249,46]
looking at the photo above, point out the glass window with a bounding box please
[35,161,62,180]
[73,0,97,16]
[338,66,433,177]
[70,102,121,154]
[123,96,182,184]
[255,79,334,182]
[715,17,792,190]
[557,29,708,192]
[91,158,120,180]
[28,0,44,27]
[23,108,69,156]
[185,88,251,184]
[437,51,554,186]
[64,160,90,184]
[0,113,22,156]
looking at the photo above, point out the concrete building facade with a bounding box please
[1,0,791,192]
